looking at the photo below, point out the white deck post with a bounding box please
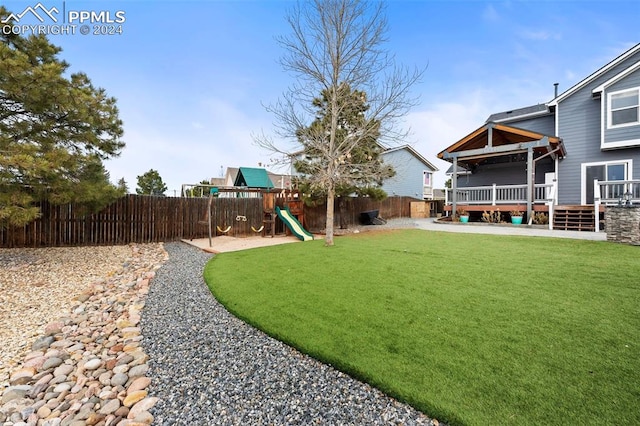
[594,179,600,232]
[452,157,458,218]
[492,184,496,206]
[547,181,555,230]
[527,147,533,222]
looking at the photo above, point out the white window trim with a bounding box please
[607,87,640,130]
[423,170,432,187]
[580,159,633,204]
[599,86,640,149]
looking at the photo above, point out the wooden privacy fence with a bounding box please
[0,194,421,248]
[304,196,416,231]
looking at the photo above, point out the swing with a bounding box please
[216,225,232,234]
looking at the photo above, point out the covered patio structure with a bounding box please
[437,122,566,226]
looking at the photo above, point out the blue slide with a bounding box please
[276,206,314,241]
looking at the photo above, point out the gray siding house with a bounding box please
[438,43,640,231]
[291,144,438,200]
[381,145,439,200]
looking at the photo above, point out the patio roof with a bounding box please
[437,122,565,167]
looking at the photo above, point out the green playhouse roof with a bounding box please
[233,167,274,189]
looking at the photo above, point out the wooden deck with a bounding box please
[443,204,605,232]
[443,204,550,213]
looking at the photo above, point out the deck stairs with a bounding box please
[553,205,596,231]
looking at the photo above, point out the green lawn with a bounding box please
[203,229,640,425]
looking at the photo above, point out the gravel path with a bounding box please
[141,242,439,425]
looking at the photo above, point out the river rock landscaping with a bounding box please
[0,244,167,426]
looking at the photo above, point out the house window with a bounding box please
[423,171,432,186]
[608,88,639,128]
[582,160,631,204]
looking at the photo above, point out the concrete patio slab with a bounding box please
[182,234,301,253]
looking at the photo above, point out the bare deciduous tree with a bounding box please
[256,0,423,246]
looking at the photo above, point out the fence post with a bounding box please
[492,184,497,206]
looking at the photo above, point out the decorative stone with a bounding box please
[24,356,46,370]
[98,389,117,400]
[121,327,141,338]
[34,373,53,385]
[105,358,117,370]
[113,365,129,375]
[42,357,64,370]
[0,244,163,426]
[116,354,134,366]
[84,412,105,425]
[2,385,32,404]
[44,321,65,336]
[111,373,129,387]
[606,206,640,245]
[98,372,112,385]
[123,343,139,353]
[9,367,36,386]
[127,397,158,419]
[49,374,67,384]
[116,319,133,329]
[83,359,102,371]
[127,365,148,378]
[123,390,147,407]
[132,410,154,424]
[24,351,45,361]
[114,406,130,417]
[20,406,36,419]
[31,336,56,351]
[98,398,120,415]
[26,381,50,399]
[52,383,71,393]
[66,343,85,352]
[126,377,150,394]
[109,343,124,353]
[53,364,74,377]
[37,405,52,418]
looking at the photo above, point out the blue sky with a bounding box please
[5,0,639,194]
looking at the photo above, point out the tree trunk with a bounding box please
[325,184,335,246]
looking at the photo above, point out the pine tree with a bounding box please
[136,169,168,196]
[294,84,394,204]
[0,7,124,227]
[116,178,129,194]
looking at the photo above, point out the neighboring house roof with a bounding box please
[486,103,551,123]
[225,167,239,186]
[267,172,292,189]
[233,167,275,188]
[209,178,225,187]
[444,164,472,175]
[381,144,439,171]
[548,43,640,106]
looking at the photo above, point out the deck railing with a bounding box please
[445,183,555,205]
[594,179,640,232]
